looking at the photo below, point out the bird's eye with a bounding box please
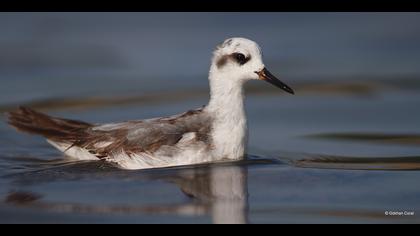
[233,53,248,65]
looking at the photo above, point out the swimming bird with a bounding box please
[7,37,294,170]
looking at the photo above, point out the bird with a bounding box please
[7,37,294,170]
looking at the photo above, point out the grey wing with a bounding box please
[77,107,211,159]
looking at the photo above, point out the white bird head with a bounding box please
[210,37,294,94]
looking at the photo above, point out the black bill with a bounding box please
[255,68,294,94]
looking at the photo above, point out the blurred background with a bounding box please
[1,12,420,105]
[1,13,420,223]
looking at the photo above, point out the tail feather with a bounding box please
[7,106,93,142]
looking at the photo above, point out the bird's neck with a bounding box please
[206,72,248,160]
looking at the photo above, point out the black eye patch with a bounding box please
[232,53,250,65]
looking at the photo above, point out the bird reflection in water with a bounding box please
[169,165,249,224]
[4,164,249,224]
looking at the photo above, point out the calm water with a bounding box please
[1,13,420,223]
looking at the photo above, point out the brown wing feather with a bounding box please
[7,106,92,142]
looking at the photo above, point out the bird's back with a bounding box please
[7,106,213,168]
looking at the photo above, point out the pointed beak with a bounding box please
[255,68,294,94]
